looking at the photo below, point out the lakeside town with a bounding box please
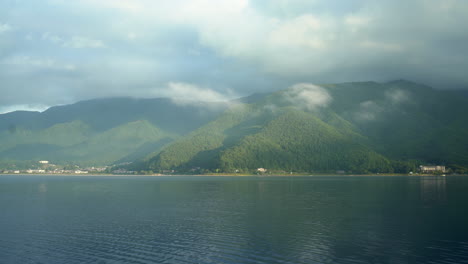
[0,160,453,176]
[0,160,136,175]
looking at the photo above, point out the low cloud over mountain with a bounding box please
[1,0,468,112]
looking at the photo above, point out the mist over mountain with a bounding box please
[1,80,466,173]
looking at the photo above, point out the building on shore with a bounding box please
[27,169,46,173]
[419,165,446,173]
[39,160,49,164]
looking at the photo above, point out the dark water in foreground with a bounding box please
[1,176,467,264]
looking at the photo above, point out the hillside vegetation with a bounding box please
[0,98,226,166]
[145,81,468,174]
[1,81,467,173]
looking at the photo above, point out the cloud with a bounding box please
[0,23,12,33]
[284,83,332,111]
[64,36,105,49]
[73,0,147,13]
[156,82,235,106]
[166,0,468,85]
[269,15,329,50]
[385,89,411,104]
[353,88,411,122]
[42,32,63,44]
[344,15,371,33]
[1,0,468,111]
[0,104,49,114]
[1,55,76,71]
[263,104,279,114]
[360,41,404,53]
[354,100,382,122]
[42,33,105,48]
[167,1,413,77]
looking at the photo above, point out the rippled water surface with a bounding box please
[1,175,468,263]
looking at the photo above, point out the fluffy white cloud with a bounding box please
[171,0,468,80]
[285,83,332,111]
[40,0,468,79]
[0,104,49,114]
[156,82,235,105]
[1,0,468,110]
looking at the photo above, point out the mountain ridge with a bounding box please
[143,81,468,174]
[1,81,467,173]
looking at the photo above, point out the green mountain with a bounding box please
[0,97,226,133]
[144,81,468,174]
[0,97,227,166]
[324,81,468,169]
[1,81,467,173]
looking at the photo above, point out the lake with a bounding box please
[0,175,467,263]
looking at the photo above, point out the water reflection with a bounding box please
[38,183,47,193]
[0,176,467,264]
[420,176,446,204]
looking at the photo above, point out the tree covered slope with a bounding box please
[0,97,226,166]
[145,81,468,173]
[1,81,467,173]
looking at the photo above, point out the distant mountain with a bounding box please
[0,97,226,133]
[1,81,467,173]
[0,111,41,132]
[0,97,227,166]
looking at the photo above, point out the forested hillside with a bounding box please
[145,81,468,174]
[1,81,467,173]
[0,98,226,166]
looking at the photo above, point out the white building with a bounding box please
[27,169,45,173]
[39,160,49,164]
[419,165,446,173]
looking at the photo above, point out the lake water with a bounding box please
[0,175,467,264]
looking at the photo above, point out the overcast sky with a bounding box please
[1,0,467,113]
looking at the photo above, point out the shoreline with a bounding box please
[1,173,465,177]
